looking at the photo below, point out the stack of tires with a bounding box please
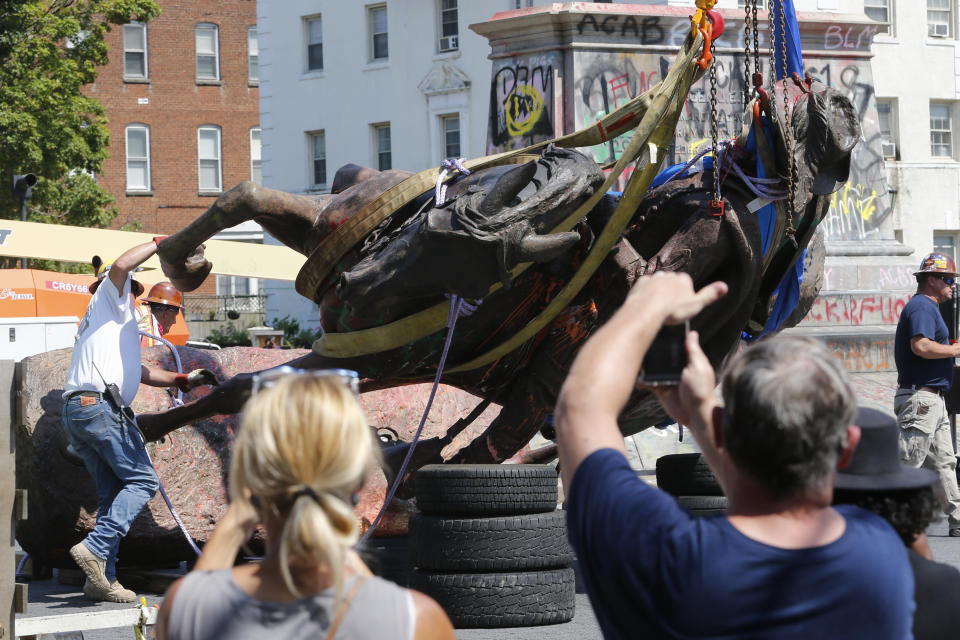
[655,453,727,516]
[408,464,576,628]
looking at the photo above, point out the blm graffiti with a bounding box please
[488,52,560,154]
[571,50,891,242]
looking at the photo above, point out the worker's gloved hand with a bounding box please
[174,368,219,392]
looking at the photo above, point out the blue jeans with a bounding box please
[62,395,159,582]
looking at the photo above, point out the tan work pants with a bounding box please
[896,388,960,527]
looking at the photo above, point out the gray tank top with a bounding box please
[167,569,414,640]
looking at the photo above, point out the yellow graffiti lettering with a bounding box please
[830,181,878,222]
[858,187,877,221]
[689,137,712,155]
[505,84,544,137]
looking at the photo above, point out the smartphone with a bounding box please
[638,321,689,386]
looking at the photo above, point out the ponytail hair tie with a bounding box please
[293,485,321,503]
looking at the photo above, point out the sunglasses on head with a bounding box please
[250,365,361,395]
[937,276,956,286]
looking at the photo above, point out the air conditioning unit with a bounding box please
[930,22,949,37]
[881,141,897,159]
[439,35,458,52]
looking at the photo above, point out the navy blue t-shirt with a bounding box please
[895,294,953,389]
[566,449,914,640]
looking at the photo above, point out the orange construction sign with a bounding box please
[0,269,189,345]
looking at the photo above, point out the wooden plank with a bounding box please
[15,606,157,636]
[12,585,25,616]
[0,220,305,281]
[2,360,17,637]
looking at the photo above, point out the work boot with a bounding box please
[69,542,109,591]
[950,526,960,537]
[82,578,138,603]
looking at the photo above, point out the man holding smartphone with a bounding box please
[62,240,216,603]
[894,251,960,538]
[555,272,913,639]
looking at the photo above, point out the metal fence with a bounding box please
[182,294,266,322]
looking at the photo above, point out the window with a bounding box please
[248,26,259,82]
[934,233,958,266]
[217,275,256,296]
[928,0,953,38]
[876,99,898,159]
[310,131,327,187]
[513,0,533,7]
[198,126,222,192]
[439,0,458,52]
[374,123,391,170]
[125,124,150,191]
[306,16,323,71]
[865,0,893,36]
[442,115,460,159]
[250,128,262,184]
[930,103,953,158]
[369,5,388,61]
[123,22,148,79]
[66,30,89,50]
[195,23,220,81]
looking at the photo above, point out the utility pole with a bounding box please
[12,174,36,269]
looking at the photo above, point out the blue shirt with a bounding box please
[895,294,953,390]
[566,449,914,639]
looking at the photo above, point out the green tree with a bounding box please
[271,315,323,348]
[0,0,160,268]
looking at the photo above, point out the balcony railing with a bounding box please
[182,294,266,322]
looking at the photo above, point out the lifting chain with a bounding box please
[708,39,724,217]
[743,1,753,113]
[752,0,761,81]
[775,0,797,247]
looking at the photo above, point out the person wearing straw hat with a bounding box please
[835,406,960,640]
[62,239,217,603]
[894,251,960,537]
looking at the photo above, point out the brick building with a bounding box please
[87,0,261,298]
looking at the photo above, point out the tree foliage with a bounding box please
[206,323,252,348]
[270,315,323,348]
[0,0,160,241]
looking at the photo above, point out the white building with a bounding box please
[255,0,960,329]
[257,0,519,327]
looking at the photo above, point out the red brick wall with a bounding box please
[87,0,259,294]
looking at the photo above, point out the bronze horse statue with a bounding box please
[137,76,859,478]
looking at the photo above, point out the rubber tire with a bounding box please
[415,464,558,516]
[656,453,723,496]
[409,568,575,628]
[357,537,411,587]
[677,495,728,517]
[409,511,573,572]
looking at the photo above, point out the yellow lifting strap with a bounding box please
[313,31,706,366]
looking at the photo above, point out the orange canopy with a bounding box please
[0,269,188,345]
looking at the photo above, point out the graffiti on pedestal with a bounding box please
[487,52,561,154]
[570,49,890,242]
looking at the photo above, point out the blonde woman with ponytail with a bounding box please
[155,374,454,640]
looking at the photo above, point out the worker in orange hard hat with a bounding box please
[895,251,960,538]
[138,282,183,346]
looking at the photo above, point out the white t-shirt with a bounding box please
[64,275,143,405]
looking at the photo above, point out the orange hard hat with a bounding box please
[143,281,183,308]
[914,252,959,278]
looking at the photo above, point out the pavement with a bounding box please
[14,519,960,640]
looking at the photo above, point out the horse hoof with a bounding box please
[159,246,213,292]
